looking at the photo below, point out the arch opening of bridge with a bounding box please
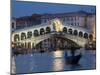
[35,34,81,51]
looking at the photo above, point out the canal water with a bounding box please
[15,49,96,74]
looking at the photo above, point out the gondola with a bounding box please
[65,53,82,64]
[65,46,82,64]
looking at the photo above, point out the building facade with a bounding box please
[12,11,96,34]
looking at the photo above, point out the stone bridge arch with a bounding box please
[27,32,88,48]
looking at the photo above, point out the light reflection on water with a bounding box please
[53,50,63,58]
[52,50,64,71]
[15,50,96,74]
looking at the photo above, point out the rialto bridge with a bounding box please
[11,19,93,49]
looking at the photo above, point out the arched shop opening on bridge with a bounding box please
[27,31,32,38]
[40,28,45,35]
[21,32,26,40]
[73,30,78,36]
[84,33,88,39]
[34,30,39,37]
[63,27,67,33]
[46,27,51,34]
[14,34,20,42]
[68,29,73,35]
[79,31,83,37]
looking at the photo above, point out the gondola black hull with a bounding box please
[65,54,82,64]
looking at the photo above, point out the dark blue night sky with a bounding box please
[12,0,96,18]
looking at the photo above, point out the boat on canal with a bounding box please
[65,46,82,64]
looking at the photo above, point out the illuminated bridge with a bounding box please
[12,19,93,49]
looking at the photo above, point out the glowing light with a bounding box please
[53,19,63,32]
[53,50,63,58]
